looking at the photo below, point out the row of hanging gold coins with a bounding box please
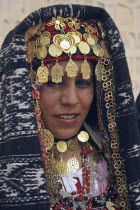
[97,56,130,209]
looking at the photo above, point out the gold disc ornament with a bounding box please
[35,45,47,60]
[78,41,90,55]
[56,156,68,176]
[49,44,62,57]
[42,129,54,150]
[68,138,78,151]
[56,141,67,153]
[67,155,79,173]
[77,131,89,142]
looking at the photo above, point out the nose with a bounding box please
[60,82,79,106]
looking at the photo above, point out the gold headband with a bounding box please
[26,17,111,84]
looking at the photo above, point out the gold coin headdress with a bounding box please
[26,17,111,86]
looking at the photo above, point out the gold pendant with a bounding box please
[106,201,116,210]
[51,62,64,83]
[68,138,78,151]
[56,155,68,176]
[67,154,79,173]
[77,131,89,142]
[37,62,49,83]
[56,141,67,153]
[65,57,78,77]
[95,63,103,82]
[81,59,91,79]
[42,129,54,150]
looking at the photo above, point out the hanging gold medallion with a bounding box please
[35,45,47,60]
[81,59,91,79]
[106,201,117,210]
[67,154,79,173]
[65,57,78,77]
[68,138,78,151]
[42,129,54,150]
[77,131,89,142]
[56,156,68,176]
[36,62,49,83]
[78,41,90,55]
[49,44,62,57]
[95,63,103,82]
[51,62,64,83]
[56,141,67,153]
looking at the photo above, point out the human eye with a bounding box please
[44,81,63,87]
[76,80,91,88]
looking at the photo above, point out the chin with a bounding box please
[53,129,79,139]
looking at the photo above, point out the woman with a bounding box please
[0,4,140,210]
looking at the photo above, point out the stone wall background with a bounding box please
[0,0,140,99]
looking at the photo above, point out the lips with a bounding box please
[55,113,79,123]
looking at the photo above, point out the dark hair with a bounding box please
[85,61,98,127]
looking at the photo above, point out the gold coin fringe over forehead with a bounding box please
[26,16,110,84]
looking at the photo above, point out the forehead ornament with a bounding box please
[27,16,111,85]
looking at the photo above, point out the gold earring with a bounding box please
[65,55,78,77]
[51,59,64,83]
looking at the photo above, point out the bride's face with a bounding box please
[40,60,94,139]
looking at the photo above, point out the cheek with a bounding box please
[81,88,94,110]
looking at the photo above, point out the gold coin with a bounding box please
[68,138,78,151]
[87,36,96,46]
[49,44,62,57]
[35,45,47,59]
[68,45,76,54]
[92,43,100,56]
[40,36,50,46]
[56,141,67,153]
[77,131,89,142]
[78,41,90,54]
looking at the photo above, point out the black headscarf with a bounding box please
[0,4,140,210]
